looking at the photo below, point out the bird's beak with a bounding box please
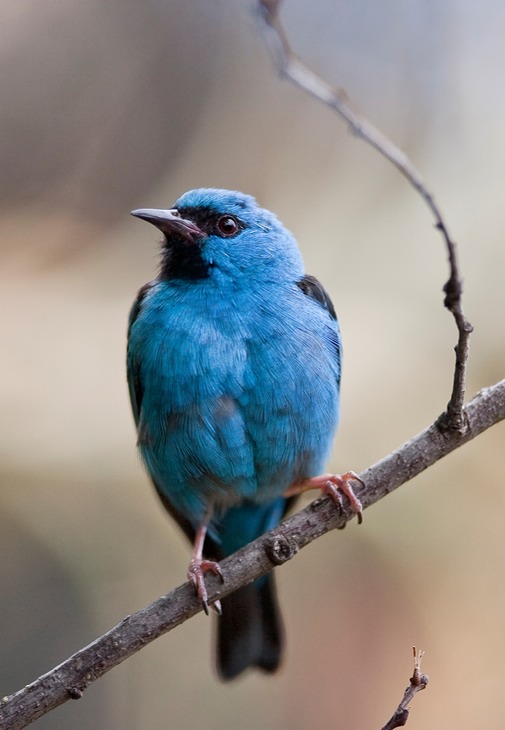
[130,208,206,243]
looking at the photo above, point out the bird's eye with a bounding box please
[216,215,240,237]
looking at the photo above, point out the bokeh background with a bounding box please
[1,1,504,728]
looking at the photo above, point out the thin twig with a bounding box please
[1,379,504,730]
[257,0,473,432]
[381,648,428,730]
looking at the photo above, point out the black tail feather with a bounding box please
[216,574,283,681]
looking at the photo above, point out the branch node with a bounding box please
[265,533,299,565]
[67,687,83,700]
[443,276,462,310]
[436,406,470,436]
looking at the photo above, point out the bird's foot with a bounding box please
[285,471,364,524]
[188,558,224,615]
[320,472,364,524]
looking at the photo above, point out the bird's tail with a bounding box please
[216,573,283,680]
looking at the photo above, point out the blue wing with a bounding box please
[296,273,341,387]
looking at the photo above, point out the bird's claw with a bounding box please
[188,558,224,615]
[322,471,364,524]
[285,470,364,523]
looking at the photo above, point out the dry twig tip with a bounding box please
[381,648,428,730]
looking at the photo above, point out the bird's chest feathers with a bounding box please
[127,189,341,528]
[134,283,256,412]
[130,279,339,515]
[132,280,338,419]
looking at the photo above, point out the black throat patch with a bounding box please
[159,238,210,280]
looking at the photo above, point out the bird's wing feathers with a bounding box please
[296,273,341,388]
[126,282,154,426]
[127,281,206,547]
[296,274,337,321]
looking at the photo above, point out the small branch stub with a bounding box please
[381,647,428,730]
[265,533,299,564]
[66,688,83,700]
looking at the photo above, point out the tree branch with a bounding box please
[2,379,504,730]
[381,648,428,730]
[257,0,473,431]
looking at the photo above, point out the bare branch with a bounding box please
[257,0,473,431]
[381,648,428,730]
[1,379,504,730]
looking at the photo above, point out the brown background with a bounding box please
[1,1,504,728]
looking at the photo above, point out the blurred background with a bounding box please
[1,0,504,727]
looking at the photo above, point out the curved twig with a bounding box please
[257,0,473,431]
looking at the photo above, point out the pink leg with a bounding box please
[285,471,364,524]
[187,510,224,615]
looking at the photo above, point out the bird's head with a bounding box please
[131,188,304,283]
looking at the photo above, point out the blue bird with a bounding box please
[127,188,362,680]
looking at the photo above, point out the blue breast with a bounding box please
[128,274,341,532]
